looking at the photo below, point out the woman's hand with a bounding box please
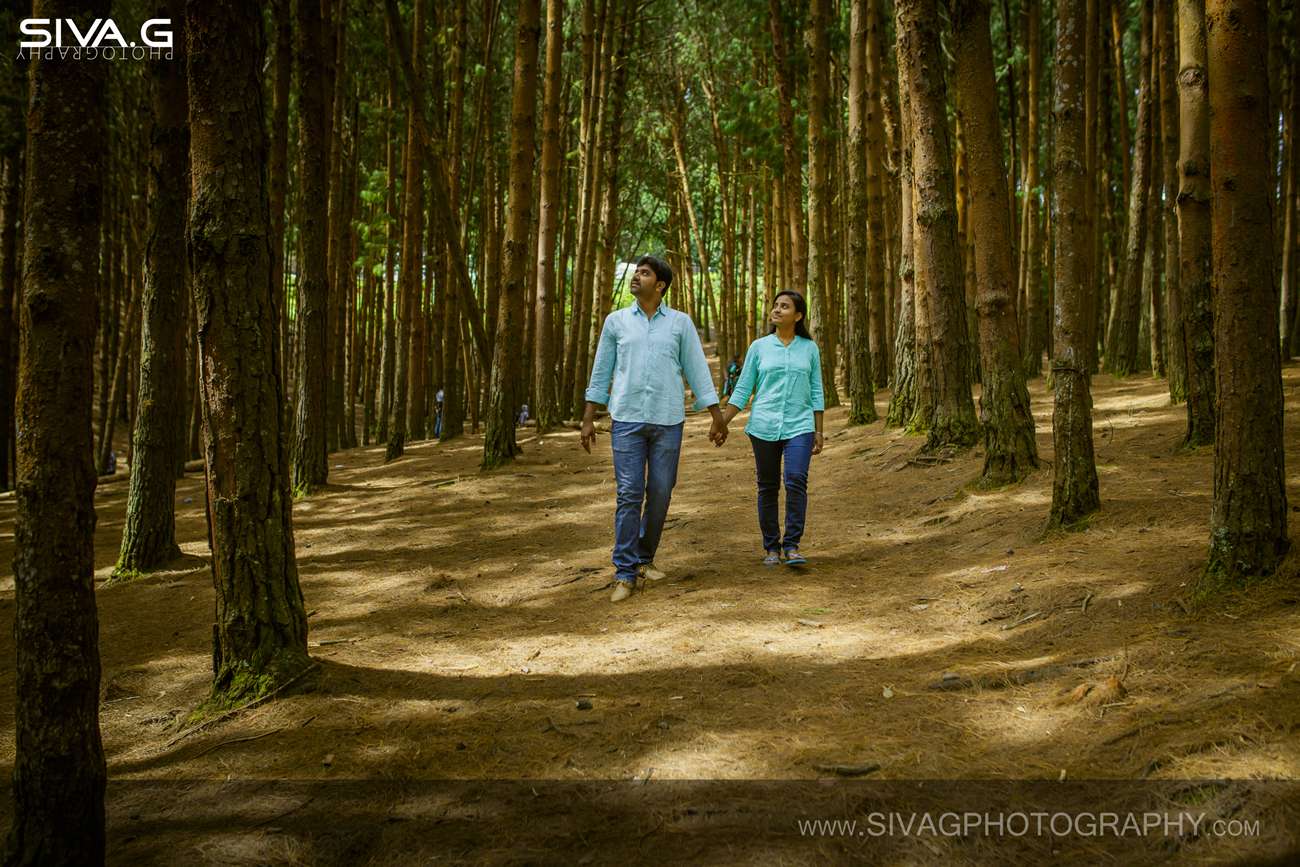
[812,432,823,455]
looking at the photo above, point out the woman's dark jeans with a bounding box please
[748,431,814,553]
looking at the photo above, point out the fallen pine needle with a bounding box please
[189,726,285,760]
[1001,611,1042,631]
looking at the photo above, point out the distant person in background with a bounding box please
[723,354,742,401]
[720,290,824,567]
[581,255,728,602]
[434,387,445,438]
[518,404,530,427]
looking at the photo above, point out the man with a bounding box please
[581,255,727,602]
[723,354,742,400]
[434,387,445,438]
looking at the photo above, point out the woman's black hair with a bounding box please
[768,290,813,340]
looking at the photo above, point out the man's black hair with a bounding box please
[636,255,673,292]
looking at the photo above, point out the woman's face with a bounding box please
[770,295,803,327]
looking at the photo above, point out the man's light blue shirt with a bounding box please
[728,333,825,441]
[584,300,719,425]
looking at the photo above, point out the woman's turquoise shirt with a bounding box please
[727,333,825,441]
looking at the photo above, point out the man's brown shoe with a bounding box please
[637,562,667,582]
[610,581,634,602]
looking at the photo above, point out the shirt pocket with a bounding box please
[647,329,679,366]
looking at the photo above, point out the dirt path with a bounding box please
[0,369,1297,863]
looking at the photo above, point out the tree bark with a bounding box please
[386,0,426,462]
[0,24,26,494]
[1159,0,1186,400]
[533,0,564,433]
[292,0,330,491]
[1282,9,1300,357]
[269,0,291,414]
[769,0,808,295]
[1104,0,1154,376]
[1021,0,1044,377]
[1201,0,1290,586]
[0,153,17,493]
[1177,0,1216,447]
[952,0,1040,487]
[186,0,311,700]
[116,0,189,578]
[866,0,890,392]
[806,0,840,406]
[96,278,141,476]
[896,0,979,452]
[482,0,541,469]
[846,0,878,424]
[1048,0,1102,528]
[7,0,108,860]
[887,58,918,429]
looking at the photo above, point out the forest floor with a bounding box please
[1,362,1298,864]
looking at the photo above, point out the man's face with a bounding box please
[630,264,664,300]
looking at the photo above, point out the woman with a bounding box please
[721,290,825,566]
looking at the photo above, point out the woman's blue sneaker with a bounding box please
[783,548,807,566]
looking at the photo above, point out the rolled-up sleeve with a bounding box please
[584,314,618,405]
[679,317,719,410]
[809,341,826,412]
[727,342,760,411]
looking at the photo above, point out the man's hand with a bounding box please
[580,419,598,453]
[812,432,824,455]
[709,417,729,447]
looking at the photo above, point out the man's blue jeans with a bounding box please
[610,420,684,585]
[749,431,815,553]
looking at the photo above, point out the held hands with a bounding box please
[709,417,729,447]
[580,419,598,453]
[812,432,824,455]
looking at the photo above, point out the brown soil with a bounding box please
[1,366,1298,864]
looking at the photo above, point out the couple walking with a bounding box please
[581,255,825,603]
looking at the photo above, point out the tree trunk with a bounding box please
[96,279,142,476]
[1048,0,1102,528]
[1177,0,1216,447]
[378,81,398,443]
[1112,1,1133,202]
[186,0,312,702]
[325,5,347,453]
[404,164,427,445]
[887,59,918,429]
[533,0,564,433]
[859,1,887,391]
[806,0,840,406]
[0,153,17,493]
[1159,0,1186,400]
[589,0,631,366]
[1282,10,1300,358]
[8,0,108,859]
[386,0,427,462]
[0,19,21,494]
[291,0,330,491]
[482,0,541,469]
[269,0,291,411]
[1201,0,1290,586]
[1021,0,1044,377]
[897,0,979,452]
[1104,0,1154,376]
[846,0,878,424]
[769,0,808,295]
[952,0,1040,487]
[116,0,189,578]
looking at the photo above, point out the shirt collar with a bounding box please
[631,298,670,319]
